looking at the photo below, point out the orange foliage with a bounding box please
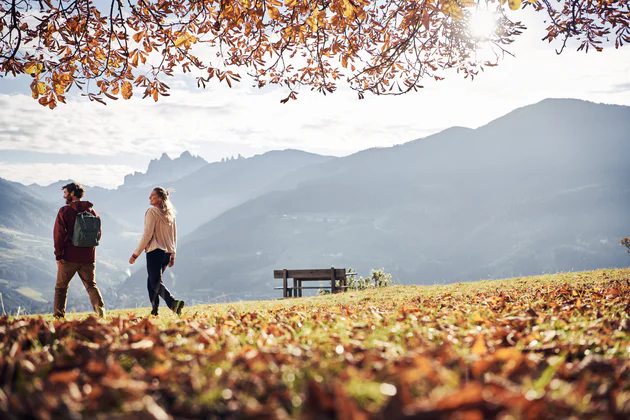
[1,0,629,107]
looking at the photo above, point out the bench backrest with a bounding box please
[273,268,346,280]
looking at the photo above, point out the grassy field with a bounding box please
[15,287,48,303]
[1,268,629,419]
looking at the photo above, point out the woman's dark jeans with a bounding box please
[146,249,176,315]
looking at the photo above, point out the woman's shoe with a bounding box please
[173,300,185,316]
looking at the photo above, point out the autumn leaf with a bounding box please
[30,82,40,99]
[121,81,133,99]
[268,5,281,20]
[436,383,484,410]
[472,312,485,323]
[422,9,430,31]
[342,0,356,19]
[174,35,187,47]
[24,62,43,76]
[174,32,197,48]
[443,0,464,22]
[305,15,318,32]
[132,31,145,43]
[508,0,522,11]
[48,369,80,384]
[471,334,488,355]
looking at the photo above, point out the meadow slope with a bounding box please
[1,268,629,419]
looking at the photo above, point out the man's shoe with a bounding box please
[173,300,185,316]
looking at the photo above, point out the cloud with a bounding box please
[0,149,150,167]
[0,163,135,189]
[590,82,630,95]
[612,83,630,93]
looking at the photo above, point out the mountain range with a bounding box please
[121,151,207,189]
[1,98,629,314]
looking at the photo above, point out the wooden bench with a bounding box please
[273,268,348,298]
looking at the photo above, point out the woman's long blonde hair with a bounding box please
[153,187,176,223]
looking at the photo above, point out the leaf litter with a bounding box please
[0,269,629,419]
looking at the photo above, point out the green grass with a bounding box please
[2,268,629,418]
[15,287,48,303]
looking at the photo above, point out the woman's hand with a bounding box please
[129,254,138,265]
[168,255,175,267]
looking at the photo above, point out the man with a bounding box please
[53,182,105,318]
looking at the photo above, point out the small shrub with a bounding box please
[370,268,393,288]
[346,268,393,291]
[317,285,331,296]
[317,268,394,294]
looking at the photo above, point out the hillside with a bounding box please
[153,99,630,300]
[0,178,57,236]
[25,149,334,236]
[2,268,629,418]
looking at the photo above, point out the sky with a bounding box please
[1,7,629,189]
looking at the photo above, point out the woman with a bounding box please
[129,187,184,316]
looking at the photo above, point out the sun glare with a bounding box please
[469,9,498,40]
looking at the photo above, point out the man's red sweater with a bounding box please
[53,200,100,263]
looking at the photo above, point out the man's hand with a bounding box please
[56,259,65,268]
[129,254,138,265]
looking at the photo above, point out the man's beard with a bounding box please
[65,197,72,204]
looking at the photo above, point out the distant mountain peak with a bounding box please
[259,149,331,159]
[479,97,628,133]
[29,179,76,188]
[122,151,208,189]
[536,97,591,105]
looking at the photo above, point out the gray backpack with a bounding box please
[72,211,101,247]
